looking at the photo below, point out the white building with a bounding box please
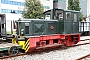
[0,0,53,31]
[0,0,25,31]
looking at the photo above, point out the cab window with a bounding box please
[66,12,71,20]
[54,10,63,20]
[74,14,77,22]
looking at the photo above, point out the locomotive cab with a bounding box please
[43,9,64,20]
[43,9,80,34]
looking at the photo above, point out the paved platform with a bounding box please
[80,36,90,40]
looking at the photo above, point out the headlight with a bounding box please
[21,29,24,35]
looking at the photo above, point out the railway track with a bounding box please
[69,39,90,47]
[0,38,90,59]
[0,53,26,59]
[76,54,90,60]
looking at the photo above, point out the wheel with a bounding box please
[8,46,19,55]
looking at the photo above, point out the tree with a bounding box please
[68,0,81,11]
[68,0,83,21]
[22,0,44,19]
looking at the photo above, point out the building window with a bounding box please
[1,9,6,13]
[74,14,77,22]
[1,0,25,6]
[1,9,21,14]
[7,9,11,13]
[44,6,50,9]
[58,0,66,4]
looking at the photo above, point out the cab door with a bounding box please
[72,13,79,33]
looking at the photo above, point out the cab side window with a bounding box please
[66,12,71,20]
[74,14,77,22]
[55,10,63,20]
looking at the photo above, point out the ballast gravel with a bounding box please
[2,40,90,60]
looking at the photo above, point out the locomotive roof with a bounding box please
[16,19,58,22]
[43,8,80,14]
[43,9,64,14]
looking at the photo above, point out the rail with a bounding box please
[0,38,90,59]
